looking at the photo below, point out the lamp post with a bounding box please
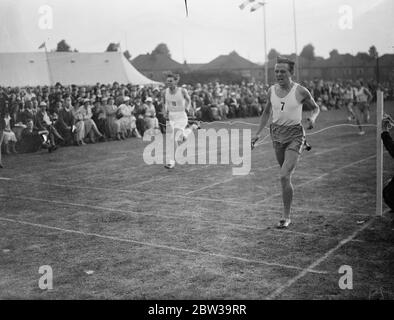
[262,2,268,85]
[292,0,299,81]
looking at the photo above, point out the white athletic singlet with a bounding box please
[355,87,368,103]
[165,87,188,129]
[343,88,354,100]
[165,88,186,113]
[270,83,303,126]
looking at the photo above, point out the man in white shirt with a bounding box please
[252,57,320,229]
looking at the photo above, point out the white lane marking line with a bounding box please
[259,205,371,217]
[312,137,373,156]
[0,177,11,180]
[1,173,377,211]
[185,164,278,196]
[255,154,376,205]
[0,194,364,243]
[0,216,327,274]
[180,137,373,196]
[266,216,381,300]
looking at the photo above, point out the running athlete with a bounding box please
[252,57,320,229]
[163,73,199,169]
[354,80,372,135]
[343,82,356,122]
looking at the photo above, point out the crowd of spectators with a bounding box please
[0,78,393,162]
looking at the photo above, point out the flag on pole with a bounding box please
[38,42,46,49]
[239,0,255,10]
[250,2,265,12]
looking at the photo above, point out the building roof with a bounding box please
[199,51,261,71]
[131,53,185,72]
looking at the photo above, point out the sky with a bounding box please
[0,0,393,64]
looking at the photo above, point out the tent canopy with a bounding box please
[0,52,160,87]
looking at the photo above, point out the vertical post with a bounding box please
[376,90,384,216]
[292,0,299,81]
[44,43,53,86]
[263,3,268,85]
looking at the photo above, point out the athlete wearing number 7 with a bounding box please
[252,57,320,229]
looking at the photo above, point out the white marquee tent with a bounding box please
[0,52,160,87]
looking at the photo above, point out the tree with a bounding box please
[106,43,120,52]
[123,50,132,60]
[329,49,339,58]
[56,40,71,52]
[300,43,315,60]
[152,43,171,57]
[369,45,378,59]
[268,49,280,60]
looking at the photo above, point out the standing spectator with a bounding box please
[1,110,17,154]
[381,116,394,229]
[0,112,4,168]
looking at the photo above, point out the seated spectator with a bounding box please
[36,101,63,149]
[134,97,146,137]
[72,99,86,145]
[92,98,108,140]
[1,110,17,154]
[21,100,36,125]
[104,97,123,140]
[143,97,160,135]
[225,93,239,118]
[79,98,104,143]
[19,119,53,153]
[117,96,141,138]
[57,96,77,146]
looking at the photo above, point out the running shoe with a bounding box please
[276,219,291,229]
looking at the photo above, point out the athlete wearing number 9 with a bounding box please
[252,56,320,229]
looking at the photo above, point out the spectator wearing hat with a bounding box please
[78,98,104,143]
[143,97,159,134]
[117,96,141,138]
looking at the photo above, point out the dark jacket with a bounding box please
[381,131,394,158]
[0,117,5,131]
[381,131,394,211]
[57,107,75,128]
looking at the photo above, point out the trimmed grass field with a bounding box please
[0,102,394,300]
